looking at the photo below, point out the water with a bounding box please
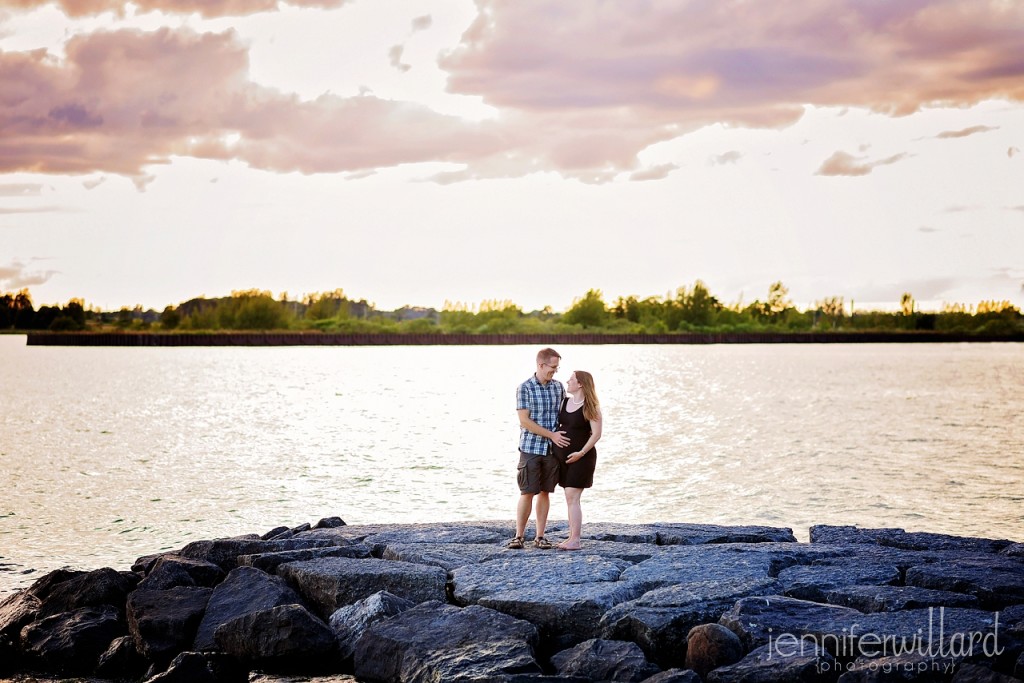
[1,336,1022,596]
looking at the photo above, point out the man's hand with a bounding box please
[550,430,569,448]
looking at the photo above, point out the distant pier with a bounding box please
[23,331,1024,346]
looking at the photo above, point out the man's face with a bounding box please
[536,356,560,383]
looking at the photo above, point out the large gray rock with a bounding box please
[706,643,835,682]
[361,526,506,553]
[684,624,743,678]
[380,542,506,571]
[452,552,641,649]
[809,526,1014,554]
[655,524,798,546]
[905,557,1024,610]
[619,543,815,592]
[550,638,660,682]
[177,536,341,571]
[213,603,337,668]
[329,590,415,662]
[127,586,213,664]
[641,670,702,683]
[20,604,124,674]
[824,584,981,613]
[352,601,541,682]
[718,595,864,651]
[0,590,40,641]
[600,576,782,668]
[35,567,139,619]
[193,566,304,652]
[278,557,446,618]
[137,555,225,591]
[95,634,147,680]
[778,561,901,602]
[142,650,247,683]
[239,544,372,573]
[951,664,1022,683]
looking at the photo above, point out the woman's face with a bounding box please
[567,373,579,392]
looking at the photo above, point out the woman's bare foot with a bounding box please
[557,540,582,551]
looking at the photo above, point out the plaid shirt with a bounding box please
[516,374,565,455]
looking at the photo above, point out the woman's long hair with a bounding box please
[574,370,601,422]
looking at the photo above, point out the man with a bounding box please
[508,347,568,549]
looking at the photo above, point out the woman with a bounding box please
[552,370,602,550]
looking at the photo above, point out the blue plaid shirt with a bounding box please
[516,374,565,455]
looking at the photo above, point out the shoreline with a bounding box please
[1,520,1022,682]
[23,330,1024,346]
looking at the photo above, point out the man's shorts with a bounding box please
[517,450,559,494]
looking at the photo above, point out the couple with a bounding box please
[509,347,602,551]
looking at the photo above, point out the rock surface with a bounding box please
[2,520,1021,682]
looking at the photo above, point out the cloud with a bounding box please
[944,204,981,212]
[82,177,106,190]
[710,151,742,165]
[0,183,44,196]
[1011,147,1021,158]
[0,206,65,214]
[2,1,1024,183]
[0,259,58,289]
[388,44,411,73]
[411,14,433,32]
[935,125,998,138]
[4,0,353,18]
[918,226,940,233]
[629,163,678,181]
[1007,205,1024,212]
[816,150,910,176]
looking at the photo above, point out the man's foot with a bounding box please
[557,540,581,550]
[506,536,525,549]
[532,536,553,549]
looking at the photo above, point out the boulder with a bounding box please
[777,561,901,602]
[360,526,507,554]
[950,664,1021,683]
[137,555,225,591]
[718,595,864,651]
[451,552,640,649]
[193,566,305,652]
[35,566,139,619]
[834,651,964,682]
[1001,544,1024,559]
[550,638,660,682]
[329,590,415,662]
[95,634,147,680]
[600,576,782,668]
[684,624,744,678]
[640,670,702,683]
[142,650,247,683]
[824,585,981,613]
[20,604,124,674]
[655,523,798,546]
[809,526,1013,554]
[239,544,372,573]
[314,516,347,529]
[905,557,1024,610]
[381,542,506,571]
[353,601,541,682]
[278,557,446,618]
[706,643,835,682]
[0,589,41,640]
[214,603,337,668]
[261,526,292,540]
[619,544,812,592]
[177,536,340,571]
[127,586,213,664]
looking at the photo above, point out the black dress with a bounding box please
[552,397,597,489]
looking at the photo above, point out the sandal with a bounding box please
[506,536,525,549]
[532,536,553,549]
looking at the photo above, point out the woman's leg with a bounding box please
[559,487,584,549]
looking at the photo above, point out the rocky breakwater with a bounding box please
[1,519,1022,683]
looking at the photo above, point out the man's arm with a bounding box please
[518,408,569,448]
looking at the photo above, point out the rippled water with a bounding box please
[1,336,1022,595]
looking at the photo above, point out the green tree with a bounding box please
[160,306,181,330]
[563,289,609,328]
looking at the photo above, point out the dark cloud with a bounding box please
[0,259,58,289]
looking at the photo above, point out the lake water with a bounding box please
[1,335,1022,596]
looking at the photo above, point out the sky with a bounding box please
[1,0,1022,314]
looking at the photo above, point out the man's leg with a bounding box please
[534,490,550,539]
[516,492,535,538]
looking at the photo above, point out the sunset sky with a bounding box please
[1,0,1022,313]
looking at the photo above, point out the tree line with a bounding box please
[2,283,1022,336]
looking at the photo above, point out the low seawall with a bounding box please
[24,331,1024,346]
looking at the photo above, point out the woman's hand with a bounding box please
[565,451,583,464]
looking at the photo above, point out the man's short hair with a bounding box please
[536,347,561,364]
